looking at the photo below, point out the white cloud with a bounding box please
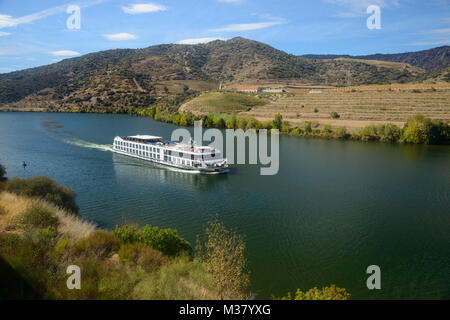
[104,33,138,41]
[409,39,450,46]
[122,3,167,14]
[50,50,80,56]
[178,37,227,45]
[426,28,450,35]
[0,31,11,36]
[209,19,285,32]
[323,0,399,18]
[0,1,107,29]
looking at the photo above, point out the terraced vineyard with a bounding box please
[239,84,450,130]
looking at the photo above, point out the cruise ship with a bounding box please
[112,135,229,173]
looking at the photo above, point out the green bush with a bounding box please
[402,114,449,145]
[330,112,340,119]
[0,163,6,180]
[118,243,169,272]
[273,113,283,131]
[334,127,348,139]
[277,284,351,300]
[378,123,401,143]
[304,122,312,134]
[132,256,216,300]
[56,230,119,260]
[114,224,192,257]
[37,226,59,249]
[5,176,79,214]
[322,125,333,136]
[21,202,60,230]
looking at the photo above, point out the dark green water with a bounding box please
[0,112,449,299]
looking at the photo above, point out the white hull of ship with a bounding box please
[112,149,229,174]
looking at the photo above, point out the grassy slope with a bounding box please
[229,83,449,130]
[334,57,424,73]
[179,92,269,114]
[0,191,221,300]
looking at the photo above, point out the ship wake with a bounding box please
[61,137,112,152]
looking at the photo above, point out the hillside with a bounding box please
[0,37,437,113]
[302,46,450,72]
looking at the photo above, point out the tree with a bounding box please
[277,285,351,300]
[273,113,283,131]
[0,163,6,180]
[330,112,340,119]
[196,218,249,299]
[402,114,449,145]
[227,111,237,129]
[214,117,226,129]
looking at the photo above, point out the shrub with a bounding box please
[402,114,449,145]
[357,125,380,142]
[322,125,333,136]
[378,123,401,143]
[247,117,262,130]
[281,121,291,133]
[132,256,217,300]
[330,112,340,119]
[272,113,283,131]
[196,218,249,299]
[277,285,351,300]
[0,163,6,180]
[118,243,169,272]
[335,127,348,139]
[57,231,119,260]
[314,108,319,113]
[216,117,227,129]
[114,224,192,257]
[304,122,312,134]
[37,226,59,249]
[237,118,248,130]
[6,176,79,214]
[21,202,60,230]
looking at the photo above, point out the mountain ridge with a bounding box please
[301,45,450,71]
[0,37,447,112]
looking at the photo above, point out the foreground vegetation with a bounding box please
[276,285,351,300]
[0,170,350,300]
[0,172,250,299]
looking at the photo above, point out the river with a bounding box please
[0,112,449,299]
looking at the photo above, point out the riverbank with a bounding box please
[1,108,447,145]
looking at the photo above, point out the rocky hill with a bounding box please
[302,46,450,72]
[0,37,443,112]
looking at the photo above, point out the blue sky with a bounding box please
[0,0,449,73]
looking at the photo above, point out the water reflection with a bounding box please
[112,153,228,191]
